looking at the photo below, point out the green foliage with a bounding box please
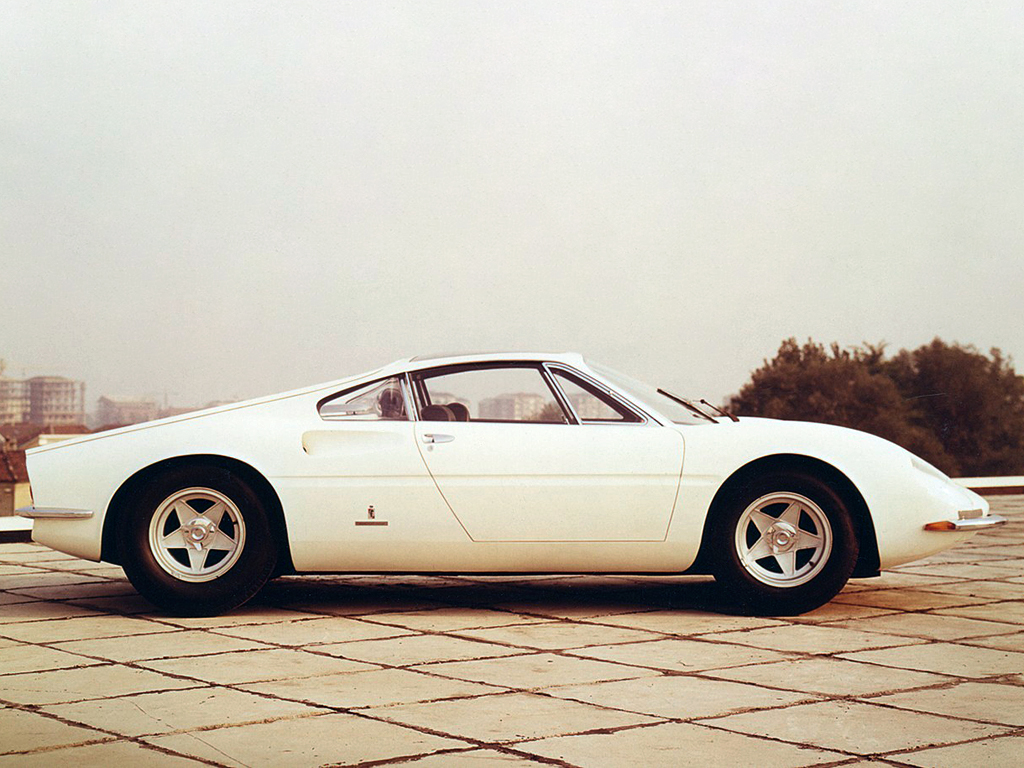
[535,402,568,423]
[729,338,1024,477]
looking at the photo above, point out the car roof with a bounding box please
[390,351,585,373]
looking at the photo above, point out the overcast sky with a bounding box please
[2,1,1022,408]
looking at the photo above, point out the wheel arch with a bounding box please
[690,453,880,578]
[101,454,294,574]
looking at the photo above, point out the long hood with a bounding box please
[674,415,918,481]
[698,416,912,454]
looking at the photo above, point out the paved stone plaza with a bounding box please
[1,497,1022,766]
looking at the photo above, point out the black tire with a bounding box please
[117,466,277,616]
[709,471,858,616]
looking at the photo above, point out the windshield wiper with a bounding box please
[700,398,739,422]
[657,389,718,423]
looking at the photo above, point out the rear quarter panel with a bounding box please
[26,394,319,561]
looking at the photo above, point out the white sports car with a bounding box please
[19,352,1004,616]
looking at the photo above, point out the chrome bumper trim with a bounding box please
[16,507,94,520]
[924,515,1007,531]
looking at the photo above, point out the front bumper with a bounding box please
[924,508,1007,532]
[17,506,94,520]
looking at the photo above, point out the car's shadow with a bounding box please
[250,574,745,616]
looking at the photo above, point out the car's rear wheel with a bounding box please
[710,471,858,615]
[118,467,276,616]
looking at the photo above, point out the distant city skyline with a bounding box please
[0,362,219,406]
[0,361,238,429]
[5,2,1023,406]
[1,357,246,410]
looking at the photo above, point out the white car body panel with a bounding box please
[669,417,988,569]
[23,352,993,578]
[413,421,683,541]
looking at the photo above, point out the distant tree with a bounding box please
[727,338,1006,476]
[535,402,567,423]
[882,339,1024,476]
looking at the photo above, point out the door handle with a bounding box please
[422,433,455,444]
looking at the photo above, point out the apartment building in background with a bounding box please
[479,392,548,421]
[26,377,86,426]
[0,373,86,426]
[96,396,160,428]
[0,377,28,424]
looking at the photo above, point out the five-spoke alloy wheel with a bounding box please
[119,466,276,616]
[149,488,247,582]
[711,471,858,615]
[735,491,833,588]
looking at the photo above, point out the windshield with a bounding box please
[586,360,715,425]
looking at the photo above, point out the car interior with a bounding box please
[419,403,471,421]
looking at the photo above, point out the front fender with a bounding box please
[668,418,987,570]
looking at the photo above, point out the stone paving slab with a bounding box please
[827,610,1022,641]
[144,712,466,767]
[396,749,552,766]
[0,601,100,625]
[838,641,1024,678]
[576,609,786,634]
[0,739,201,767]
[832,586,996,611]
[1,495,1022,765]
[889,734,1024,767]
[411,651,658,689]
[240,667,502,709]
[359,691,660,743]
[706,656,955,697]
[869,680,1024,727]
[50,629,271,664]
[934,599,1024,624]
[0,614,176,643]
[315,632,527,667]
[42,686,327,737]
[1,664,196,706]
[0,707,111,755]
[519,721,848,767]
[959,631,1024,653]
[542,674,814,719]
[699,699,1009,754]
[566,636,796,673]
[138,648,379,686]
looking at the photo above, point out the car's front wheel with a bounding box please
[710,472,858,615]
[118,467,277,615]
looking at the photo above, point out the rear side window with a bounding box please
[319,377,408,421]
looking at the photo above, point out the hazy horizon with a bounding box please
[4,2,1023,408]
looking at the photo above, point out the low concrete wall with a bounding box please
[1,481,32,517]
[956,476,1024,496]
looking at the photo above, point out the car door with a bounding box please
[278,375,470,571]
[411,363,684,541]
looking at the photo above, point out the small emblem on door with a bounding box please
[355,504,388,527]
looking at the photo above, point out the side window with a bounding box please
[414,366,567,423]
[319,377,408,421]
[551,369,642,423]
